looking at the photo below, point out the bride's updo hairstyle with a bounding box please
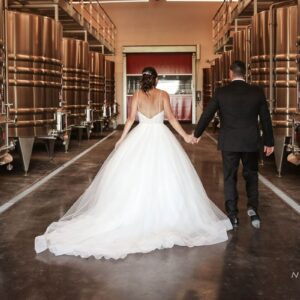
[140,67,158,93]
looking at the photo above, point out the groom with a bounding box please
[193,61,274,229]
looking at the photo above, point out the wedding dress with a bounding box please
[35,89,232,260]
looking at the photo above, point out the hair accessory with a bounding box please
[142,70,152,76]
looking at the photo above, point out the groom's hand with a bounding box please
[189,131,201,144]
[191,136,198,144]
[195,136,201,143]
[192,132,201,144]
[264,146,274,156]
[184,134,195,144]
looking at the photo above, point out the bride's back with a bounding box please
[137,88,164,119]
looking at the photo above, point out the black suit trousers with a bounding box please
[222,151,259,217]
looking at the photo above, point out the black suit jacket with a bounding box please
[194,80,274,152]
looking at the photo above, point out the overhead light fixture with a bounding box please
[72,0,149,3]
[166,0,237,2]
[100,0,149,2]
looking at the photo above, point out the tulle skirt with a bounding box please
[35,123,232,259]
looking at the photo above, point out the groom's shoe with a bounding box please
[247,207,261,229]
[229,216,239,229]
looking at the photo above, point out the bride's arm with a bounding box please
[115,91,138,148]
[163,92,193,143]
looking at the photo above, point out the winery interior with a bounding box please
[0,0,299,299]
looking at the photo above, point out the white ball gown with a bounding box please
[35,109,232,259]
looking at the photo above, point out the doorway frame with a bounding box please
[122,45,198,124]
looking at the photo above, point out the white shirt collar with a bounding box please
[232,77,245,82]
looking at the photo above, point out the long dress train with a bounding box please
[35,108,232,259]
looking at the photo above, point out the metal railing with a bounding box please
[69,0,116,52]
[212,0,279,53]
[212,0,237,53]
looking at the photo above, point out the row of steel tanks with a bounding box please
[250,4,299,175]
[2,10,116,174]
[202,48,234,100]
[203,3,299,175]
[203,28,250,96]
[202,50,233,129]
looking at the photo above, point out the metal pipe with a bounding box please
[246,25,251,82]
[235,18,238,32]
[15,119,56,127]
[4,0,9,149]
[63,105,88,108]
[8,80,62,88]
[272,120,293,126]
[63,67,89,74]
[298,0,300,111]
[273,108,298,113]
[269,4,275,113]
[254,0,257,15]
[9,107,58,114]
[8,67,62,77]
[62,76,89,82]
[7,54,61,65]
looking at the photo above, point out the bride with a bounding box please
[35,66,232,260]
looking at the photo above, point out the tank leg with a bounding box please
[72,127,83,143]
[113,119,118,130]
[18,137,35,175]
[274,135,286,177]
[44,137,56,159]
[97,121,102,133]
[99,120,104,135]
[63,133,70,153]
[86,125,91,140]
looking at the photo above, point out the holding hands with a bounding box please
[184,133,201,145]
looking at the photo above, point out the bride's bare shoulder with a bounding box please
[159,89,170,101]
[158,89,167,96]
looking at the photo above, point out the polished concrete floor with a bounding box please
[0,126,299,300]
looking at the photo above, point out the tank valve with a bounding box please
[7,163,13,171]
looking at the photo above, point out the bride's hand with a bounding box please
[115,138,123,149]
[184,134,194,144]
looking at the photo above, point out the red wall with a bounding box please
[126,53,192,74]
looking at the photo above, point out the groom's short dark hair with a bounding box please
[230,60,246,77]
